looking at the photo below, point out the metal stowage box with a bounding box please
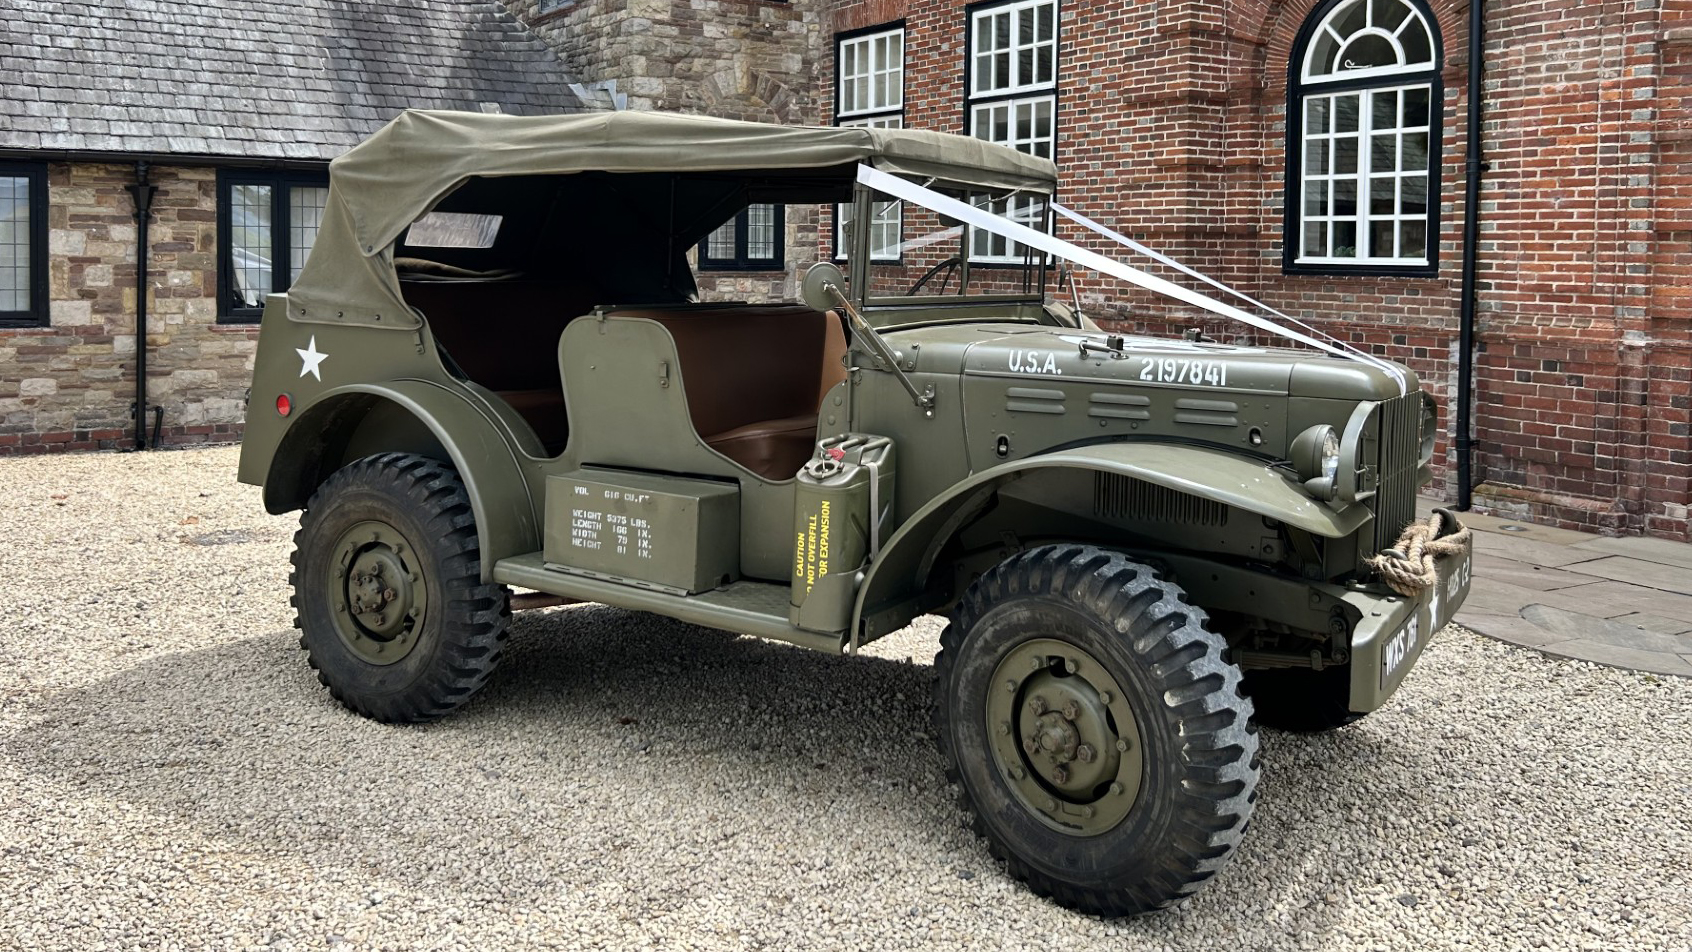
[543,469,740,595]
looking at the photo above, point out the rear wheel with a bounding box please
[290,453,510,723]
[934,545,1259,917]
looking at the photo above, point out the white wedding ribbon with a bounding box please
[1051,203,1406,389]
[856,164,1407,395]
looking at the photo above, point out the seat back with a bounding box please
[613,305,837,441]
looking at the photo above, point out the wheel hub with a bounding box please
[328,520,427,665]
[986,638,1145,836]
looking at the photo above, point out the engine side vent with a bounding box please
[1094,472,1228,526]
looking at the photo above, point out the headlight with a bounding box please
[1291,424,1341,498]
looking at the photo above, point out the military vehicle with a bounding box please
[239,110,1472,916]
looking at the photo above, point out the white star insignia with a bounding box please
[296,335,328,381]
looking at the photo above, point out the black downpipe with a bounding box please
[1456,0,1485,509]
[126,162,157,451]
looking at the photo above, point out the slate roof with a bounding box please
[0,0,591,162]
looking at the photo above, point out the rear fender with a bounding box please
[850,442,1371,645]
[262,381,539,582]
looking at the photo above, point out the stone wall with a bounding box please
[504,0,830,301]
[0,162,253,454]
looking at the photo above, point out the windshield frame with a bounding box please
[844,180,1053,312]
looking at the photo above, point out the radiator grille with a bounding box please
[1371,393,1421,555]
[1094,472,1228,526]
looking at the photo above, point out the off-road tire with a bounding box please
[1241,665,1362,732]
[933,545,1259,917]
[291,453,510,723]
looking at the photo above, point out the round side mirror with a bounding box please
[801,262,847,313]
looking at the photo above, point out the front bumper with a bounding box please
[1340,531,1474,713]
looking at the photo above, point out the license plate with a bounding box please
[1380,549,1471,688]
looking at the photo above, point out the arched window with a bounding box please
[1287,0,1442,273]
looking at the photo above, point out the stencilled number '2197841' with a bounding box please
[1139,357,1228,387]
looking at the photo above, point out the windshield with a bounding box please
[845,181,1053,304]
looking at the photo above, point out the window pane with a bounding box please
[405,211,502,249]
[1370,219,1395,258]
[1370,176,1396,215]
[1400,219,1427,258]
[1401,175,1428,215]
[1336,137,1359,174]
[1306,141,1330,175]
[1305,180,1329,215]
[1371,133,1396,171]
[229,183,273,308]
[1340,33,1400,70]
[1403,87,1431,127]
[1334,179,1358,215]
[1306,97,1330,135]
[289,186,328,281]
[1333,220,1358,257]
[1335,94,1360,133]
[0,176,29,312]
[746,204,776,260]
[1402,131,1429,171]
[1332,0,1367,38]
[1400,14,1433,64]
[706,220,736,260]
[1305,221,1327,257]
[1372,0,1410,32]
[1373,90,1399,130]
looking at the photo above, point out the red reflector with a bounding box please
[276,394,292,417]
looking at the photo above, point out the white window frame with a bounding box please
[1292,0,1438,270]
[967,0,1058,264]
[837,27,905,120]
[836,26,906,260]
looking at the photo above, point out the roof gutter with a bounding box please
[0,147,330,172]
[1456,0,1485,510]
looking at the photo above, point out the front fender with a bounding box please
[264,380,539,582]
[850,442,1371,643]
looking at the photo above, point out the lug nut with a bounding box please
[1062,701,1081,721]
[1030,656,1044,671]
[1010,766,1025,780]
[997,721,1011,736]
[1109,782,1124,796]
[1116,739,1130,752]
[1028,695,1047,715]
[1082,806,1096,819]
[1076,745,1096,763]
[1005,679,1017,692]
[1023,737,1039,756]
[1051,765,1069,784]
[383,588,396,602]
[1098,692,1113,705]
[1064,658,1079,674]
[1044,798,1057,812]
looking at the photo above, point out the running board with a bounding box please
[493,553,846,655]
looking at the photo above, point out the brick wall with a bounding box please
[0,162,255,455]
[823,0,1691,540]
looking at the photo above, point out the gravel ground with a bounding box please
[1,445,1689,952]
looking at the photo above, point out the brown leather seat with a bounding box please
[615,305,849,480]
[403,278,601,455]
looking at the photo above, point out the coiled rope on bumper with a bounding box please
[1368,508,1472,598]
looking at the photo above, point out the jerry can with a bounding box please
[789,434,896,633]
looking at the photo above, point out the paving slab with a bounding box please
[1558,556,1692,597]
[1470,530,1611,568]
[1518,605,1692,655]
[1608,612,1692,635]
[1453,612,1562,647]
[1570,534,1692,570]
[1472,553,1609,592]
[1537,640,1692,677]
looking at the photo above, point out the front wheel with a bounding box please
[290,453,510,723]
[933,545,1259,917]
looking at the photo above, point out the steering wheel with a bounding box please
[907,256,968,296]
